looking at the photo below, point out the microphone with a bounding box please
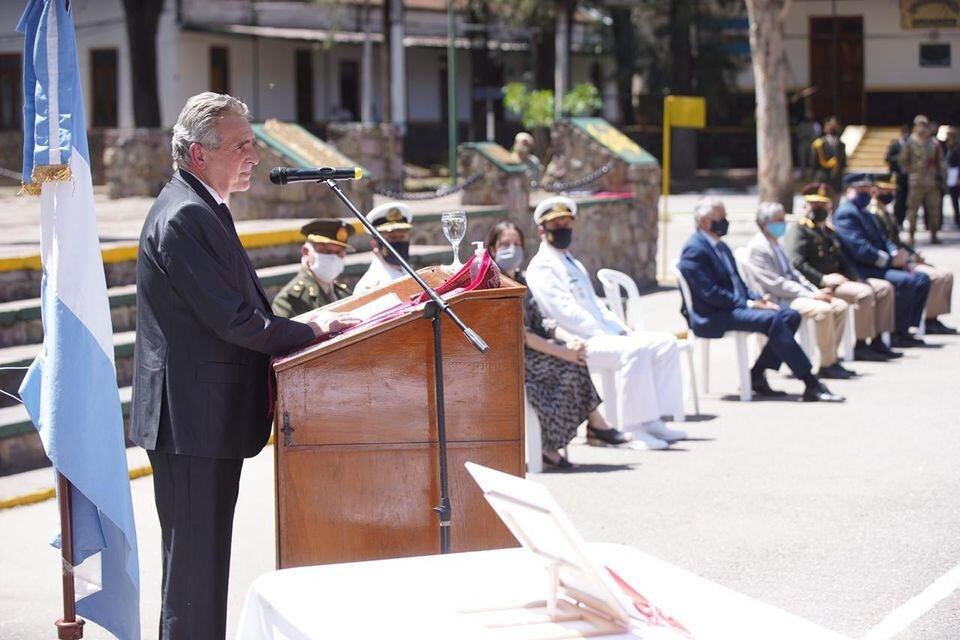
[269,166,364,185]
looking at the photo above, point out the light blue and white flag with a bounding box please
[17,1,140,638]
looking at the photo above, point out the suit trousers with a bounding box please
[833,279,895,339]
[894,179,909,228]
[880,268,931,333]
[789,297,849,367]
[915,264,953,318]
[148,450,244,640]
[728,307,812,379]
[585,331,683,429]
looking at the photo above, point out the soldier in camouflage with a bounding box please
[899,115,945,245]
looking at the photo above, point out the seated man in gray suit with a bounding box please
[743,202,855,380]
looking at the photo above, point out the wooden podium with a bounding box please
[272,268,526,569]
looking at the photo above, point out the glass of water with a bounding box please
[441,210,467,272]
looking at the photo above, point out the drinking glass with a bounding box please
[441,210,467,271]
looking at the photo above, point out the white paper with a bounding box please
[349,292,403,320]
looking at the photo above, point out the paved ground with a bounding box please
[2,193,960,639]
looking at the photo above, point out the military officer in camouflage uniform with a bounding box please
[783,183,899,361]
[869,175,955,334]
[899,114,946,245]
[810,116,846,198]
[272,219,356,319]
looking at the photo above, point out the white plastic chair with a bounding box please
[524,392,568,474]
[840,304,856,362]
[732,247,820,370]
[672,265,753,402]
[597,268,699,418]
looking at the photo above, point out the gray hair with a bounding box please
[693,197,723,226]
[171,92,250,166]
[756,201,785,226]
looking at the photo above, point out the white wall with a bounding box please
[736,0,960,91]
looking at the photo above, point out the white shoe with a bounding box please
[624,431,669,450]
[642,419,687,443]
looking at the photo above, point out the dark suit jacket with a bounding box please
[678,231,758,338]
[131,170,316,459]
[833,200,898,280]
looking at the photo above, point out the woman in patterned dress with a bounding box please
[486,221,630,469]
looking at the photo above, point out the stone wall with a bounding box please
[327,123,404,191]
[0,130,23,186]
[103,129,174,198]
[458,144,530,217]
[229,141,374,220]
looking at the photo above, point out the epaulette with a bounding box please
[811,138,824,149]
[291,280,304,294]
[307,285,317,297]
[799,218,815,229]
[334,281,349,292]
[825,222,837,231]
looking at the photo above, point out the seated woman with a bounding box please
[486,221,630,470]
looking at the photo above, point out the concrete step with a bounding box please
[0,245,453,350]
[0,386,133,476]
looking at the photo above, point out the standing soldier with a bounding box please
[810,116,846,198]
[272,219,356,318]
[782,183,900,361]
[899,114,945,245]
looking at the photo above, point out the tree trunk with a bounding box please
[121,0,163,127]
[746,0,794,211]
[610,7,636,125]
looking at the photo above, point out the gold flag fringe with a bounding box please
[18,164,72,196]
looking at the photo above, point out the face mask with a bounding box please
[309,251,345,283]
[494,244,525,272]
[380,240,410,266]
[852,191,871,209]
[546,228,573,250]
[811,206,829,223]
[878,193,894,205]
[767,221,787,239]
[709,218,729,237]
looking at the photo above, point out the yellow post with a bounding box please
[659,95,706,281]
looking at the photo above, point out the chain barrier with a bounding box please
[531,161,615,193]
[0,166,22,182]
[374,171,484,201]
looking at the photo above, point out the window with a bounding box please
[210,46,230,94]
[338,60,358,121]
[295,50,314,124]
[0,54,21,130]
[919,43,950,67]
[90,49,118,127]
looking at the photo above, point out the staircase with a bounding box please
[846,126,901,173]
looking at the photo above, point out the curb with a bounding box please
[0,434,277,510]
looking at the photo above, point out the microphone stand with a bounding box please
[322,178,489,554]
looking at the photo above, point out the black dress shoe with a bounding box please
[818,363,854,379]
[870,340,903,358]
[925,320,958,335]
[890,333,925,348]
[855,345,888,361]
[802,381,845,403]
[752,374,788,397]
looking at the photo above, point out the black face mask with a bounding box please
[709,218,729,237]
[380,241,410,266]
[878,193,894,205]
[811,206,829,223]
[546,228,573,249]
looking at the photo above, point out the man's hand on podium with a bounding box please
[305,311,362,337]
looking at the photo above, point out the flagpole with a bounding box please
[55,472,84,639]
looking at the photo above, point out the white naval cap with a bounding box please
[366,202,413,232]
[533,196,578,225]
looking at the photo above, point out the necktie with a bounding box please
[218,203,270,307]
[718,243,745,298]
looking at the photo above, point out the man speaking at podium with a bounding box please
[131,92,358,639]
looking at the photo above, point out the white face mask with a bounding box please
[309,249,345,283]
[494,244,525,272]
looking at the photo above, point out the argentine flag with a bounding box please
[17,1,140,638]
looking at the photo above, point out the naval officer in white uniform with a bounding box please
[525,196,686,449]
[354,202,413,294]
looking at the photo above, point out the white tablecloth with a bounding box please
[236,543,848,640]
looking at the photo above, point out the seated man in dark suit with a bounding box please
[678,197,844,402]
[833,173,930,348]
